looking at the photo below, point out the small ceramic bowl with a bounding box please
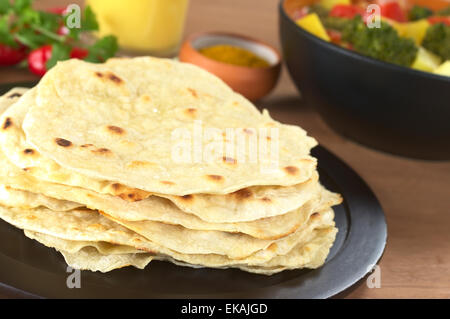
[179,32,281,101]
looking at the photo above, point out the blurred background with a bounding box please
[1,0,293,92]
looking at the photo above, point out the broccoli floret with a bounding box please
[437,7,450,16]
[422,23,450,60]
[322,16,352,32]
[342,16,418,67]
[408,5,433,21]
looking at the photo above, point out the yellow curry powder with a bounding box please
[199,45,270,68]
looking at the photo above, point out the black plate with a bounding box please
[0,82,387,299]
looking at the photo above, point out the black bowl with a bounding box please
[279,0,450,160]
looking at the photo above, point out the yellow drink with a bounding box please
[86,0,189,56]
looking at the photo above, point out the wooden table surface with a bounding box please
[0,0,449,299]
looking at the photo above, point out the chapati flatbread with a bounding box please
[23,58,318,195]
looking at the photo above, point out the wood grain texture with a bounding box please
[0,0,449,299]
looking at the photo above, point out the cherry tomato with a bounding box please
[379,2,407,22]
[27,45,52,76]
[70,47,89,59]
[326,29,342,44]
[330,4,365,19]
[0,43,27,66]
[28,45,89,77]
[428,16,450,26]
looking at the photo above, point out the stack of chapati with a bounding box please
[0,57,341,274]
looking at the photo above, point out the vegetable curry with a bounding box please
[292,0,450,76]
